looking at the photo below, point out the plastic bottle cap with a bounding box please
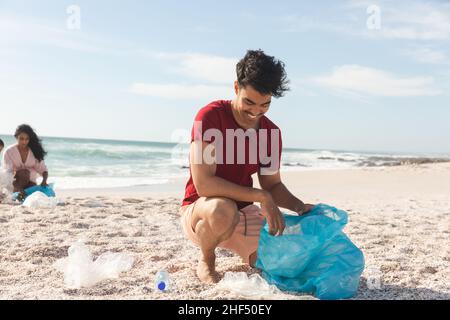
[158,282,166,291]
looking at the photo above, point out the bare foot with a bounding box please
[196,254,220,283]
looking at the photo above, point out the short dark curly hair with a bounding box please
[0,138,4,147]
[236,49,289,98]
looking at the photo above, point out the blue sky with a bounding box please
[0,0,449,154]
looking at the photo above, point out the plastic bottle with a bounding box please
[155,270,169,291]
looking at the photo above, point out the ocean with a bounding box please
[1,135,449,189]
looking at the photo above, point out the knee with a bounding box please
[205,197,239,236]
[14,169,30,187]
[15,169,30,180]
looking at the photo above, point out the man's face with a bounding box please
[0,145,3,153]
[17,133,30,148]
[233,81,272,128]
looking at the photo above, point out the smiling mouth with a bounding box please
[245,111,261,120]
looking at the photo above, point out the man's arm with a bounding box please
[191,141,285,235]
[258,170,313,215]
[191,142,265,202]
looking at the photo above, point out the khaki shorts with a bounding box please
[179,201,266,264]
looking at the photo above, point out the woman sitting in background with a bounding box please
[2,124,49,195]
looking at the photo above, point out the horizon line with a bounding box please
[0,133,449,157]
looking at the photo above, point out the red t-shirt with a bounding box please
[182,100,282,210]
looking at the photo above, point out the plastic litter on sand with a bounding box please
[22,191,59,209]
[216,272,316,300]
[155,270,170,292]
[53,241,135,289]
[0,169,14,202]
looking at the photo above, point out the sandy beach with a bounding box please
[0,163,449,300]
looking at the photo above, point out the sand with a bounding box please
[0,163,449,300]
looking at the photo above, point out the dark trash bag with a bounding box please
[255,203,365,300]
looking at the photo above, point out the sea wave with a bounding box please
[1,135,449,189]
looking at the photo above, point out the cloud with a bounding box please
[0,14,126,54]
[401,46,449,65]
[282,1,450,41]
[0,18,239,100]
[350,0,450,41]
[129,83,231,100]
[147,52,238,84]
[374,5,450,40]
[129,52,238,100]
[177,54,237,84]
[280,14,353,34]
[312,65,442,97]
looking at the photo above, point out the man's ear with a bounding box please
[234,80,239,95]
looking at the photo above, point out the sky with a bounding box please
[0,0,449,154]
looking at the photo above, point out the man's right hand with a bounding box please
[260,191,285,236]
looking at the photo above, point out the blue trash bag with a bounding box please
[12,183,56,202]
[255,203,365,300]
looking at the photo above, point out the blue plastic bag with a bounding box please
[12,183,56,202]
[255,204,364,300]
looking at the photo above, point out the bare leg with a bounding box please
[190,197,239,283]
[13,169,31,193]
